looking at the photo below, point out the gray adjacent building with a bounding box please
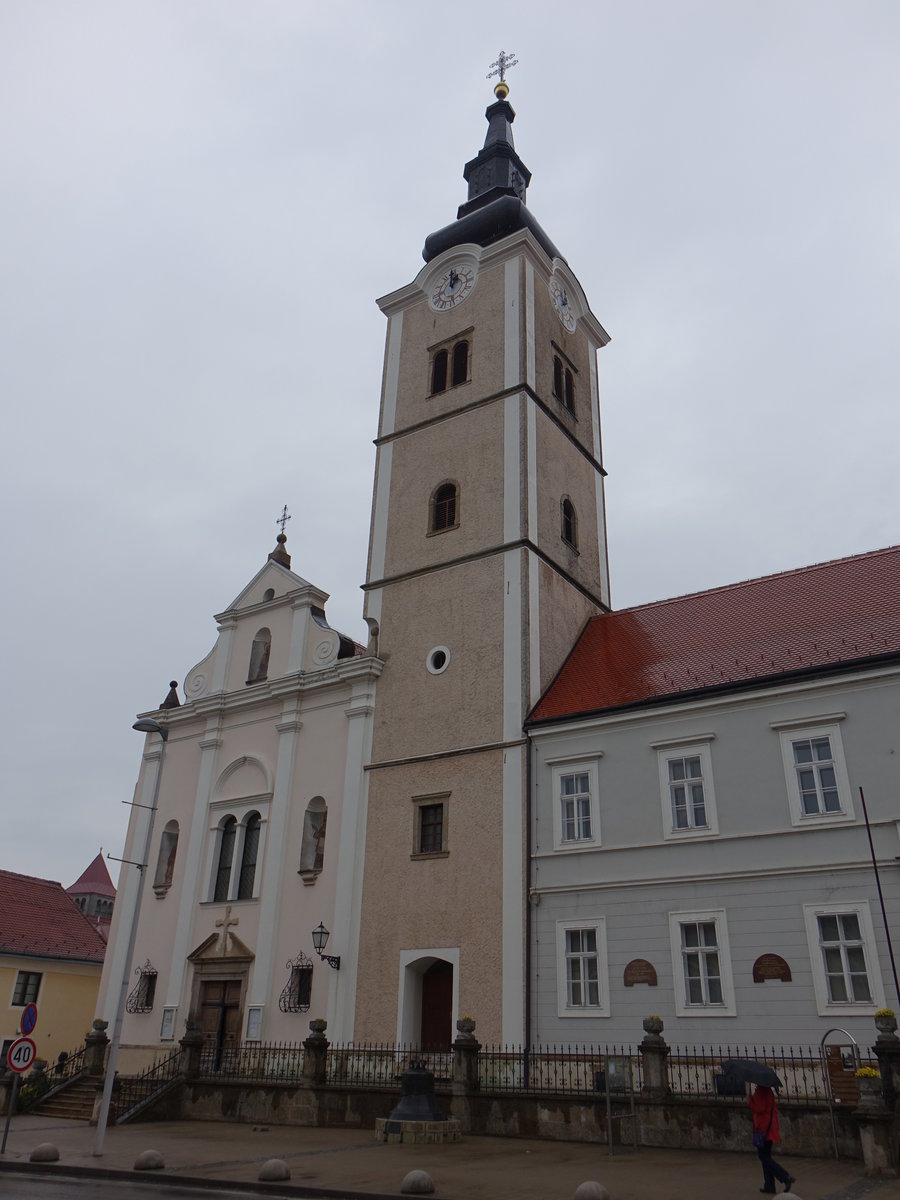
[526,545,900,1046]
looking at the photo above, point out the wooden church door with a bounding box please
[419,961,453,1050]
[199,979,242,1068]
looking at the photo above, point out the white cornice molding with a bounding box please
[530,857,877,896]
[649,732,717,750]
[136,656,384,726]
[769,712,846,730]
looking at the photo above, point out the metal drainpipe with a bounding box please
[524,730,533,1063]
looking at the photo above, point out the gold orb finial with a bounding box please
[486,50,518,100]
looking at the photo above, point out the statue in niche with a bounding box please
[299,801,327,882]
[247,629,271,684]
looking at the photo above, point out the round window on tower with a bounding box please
[426,646,450,675]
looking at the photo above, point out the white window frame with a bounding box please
[668,909,736,1017]
[548,758,601,851]
[803,901,885,1016]
[652,736,718,840]
[555,918,610,1018]
[773,717,854,828]
[204,797,270,902]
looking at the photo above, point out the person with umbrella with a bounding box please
[748,1082,796,1194]
[721,1062,796,1193]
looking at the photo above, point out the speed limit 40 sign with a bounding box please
[6,1036,36,1074]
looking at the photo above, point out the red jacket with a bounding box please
[749,1085,780,1144]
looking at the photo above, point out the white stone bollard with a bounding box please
[133,1149,165,1170]
[573,1183,611,1200]
[401,1168,436,1194]
[259,1158,291,1181]
[29,1143,59,1163]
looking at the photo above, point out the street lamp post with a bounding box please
[92,718,168,1157]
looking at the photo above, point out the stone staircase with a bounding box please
[32,1076,98,1121]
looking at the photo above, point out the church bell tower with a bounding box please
[355,58,611,1045]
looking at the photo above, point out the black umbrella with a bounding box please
[721,1059,783,1089]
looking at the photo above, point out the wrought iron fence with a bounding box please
[199,1041,305,1082]
[48,1044,86,1084]
[325,1043,453,1088]
[664,1044,878,1104]
[189,1037,879,1107]
[113,1047,183,1121]
[478,1043,640,1096]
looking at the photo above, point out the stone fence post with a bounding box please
[83,1019,110,1077]
[450,1018,480,1133]
[638,1016,670,1099]
[302,1019,329,1085]
[179,1023,204,1082]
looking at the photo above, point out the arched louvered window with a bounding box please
[561,498,578,549]
[431,483,458,533]
[237,813,261,900]
[214,817,236,902]
[431,349,449,395]
[451,340,469,386]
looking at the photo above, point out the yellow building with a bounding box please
[0,869,107,1068]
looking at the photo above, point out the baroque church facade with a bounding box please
[99,74,611,1062]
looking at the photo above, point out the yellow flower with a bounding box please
[855,1066,880,1079]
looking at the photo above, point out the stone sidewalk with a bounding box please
[1,1113,899,1200]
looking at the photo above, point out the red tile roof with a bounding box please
[530,545,900,723]
[0,870,108,963]
[67,852,116,899]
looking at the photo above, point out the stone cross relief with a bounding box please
[215,905,239,957]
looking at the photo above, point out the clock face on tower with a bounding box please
[429,264,476,312]
[549,277,577,333]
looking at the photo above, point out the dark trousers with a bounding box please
[757,1139,791,1191]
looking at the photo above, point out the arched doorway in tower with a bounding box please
[398,950,459,1050]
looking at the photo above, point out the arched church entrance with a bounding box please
[420,960,453,1049]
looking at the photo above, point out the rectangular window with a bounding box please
[549,759,600,850]
[560,772,592,842]
[668,756,707,829]
[668,909,736,1016]
[12,971,41,1006]
[681,921,723,1005]
[804,902,884,1015]
[412,793,450,857]
[556,918,609,1016]
[419,804,443,853]
[774,718,853,828]
[654,739,718,840]
[793,737,841,815]
[565,928,600,1007]
[818,913,873,1003]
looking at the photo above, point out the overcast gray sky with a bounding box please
[2,1,898,887]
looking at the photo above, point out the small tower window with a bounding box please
[214,816,236,902]
[431,482,459,533]
[432,349,449,394]
[561,497,578,550]
[553,355,563,400]
[237,812,261,900]
[564,368,575,412]
[451,340,469,386]
[247,628,271,685]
